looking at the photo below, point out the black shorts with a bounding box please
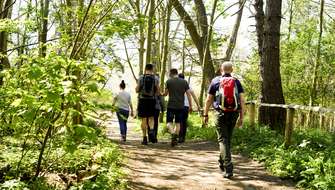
[137,98,156,118]
[166,108,183,123]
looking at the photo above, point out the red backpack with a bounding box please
[219,76,240,112]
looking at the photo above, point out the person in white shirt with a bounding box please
[178,74,201,143]
[113,80,134,142]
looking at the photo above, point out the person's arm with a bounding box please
[203,94,214,126]
[135,78,141,93]
[112,95,117,106]
[186,89,193,112]
[237,93,245,127]
[162,88,168,96]
[129,96,134,117]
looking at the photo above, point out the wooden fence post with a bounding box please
[319,114,325,130]
[285,107,295,147]
[249,102,256,127]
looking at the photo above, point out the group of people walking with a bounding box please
[113,62,244,178]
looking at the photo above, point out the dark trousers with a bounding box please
[215,111,239,173]
[117,109,129,137]
[148,109,160,141]
[179,106,189,141]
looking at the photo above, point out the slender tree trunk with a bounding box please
[136,0,145,75]
[160,2,171,90]
[170,0,215,85]
[258,0,286,131]
[0,0,13,85]
[224,0,245,61]
[309,0,324,107]
[145,0,155,65]
[287,0,294,41]
[38,0,50,57]
[199,0,218,107]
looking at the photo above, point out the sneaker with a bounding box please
[171,135,178,147]
[178,137,185,143]
[148,129,155,143]
[141,137,148,145]
[224,173,233,179]
[152,138,158,143]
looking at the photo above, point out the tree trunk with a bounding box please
[258,0,286,131]
[136,0,145,75]
[170,0,215,84]
[38,0,50,57]
[145,0,155,66]
[254,0,265,58]
[198,0,217,107]
[309,0,324,107]
[160,2,172,90]
[0,0,13,85]
[224,0,245,61]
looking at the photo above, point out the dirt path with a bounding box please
[104,113,295,190]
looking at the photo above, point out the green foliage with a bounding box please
[185,113,217,141]
[0,53,126,189]
[186,115,335,189]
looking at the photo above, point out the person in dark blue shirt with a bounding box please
[202,62,245,179]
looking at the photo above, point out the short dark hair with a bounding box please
[120,80,126,89]
[145,64,154,71]
[169,69,178,76]
[178,73,185,79]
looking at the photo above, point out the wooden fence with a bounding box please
[246,101,335,147]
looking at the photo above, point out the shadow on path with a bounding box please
[103,113,295,190]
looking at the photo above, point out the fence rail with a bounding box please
[245,101,335,147]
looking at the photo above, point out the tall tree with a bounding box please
[0,0,14,85]
[145,0,155,66]
[160,2,172,90]
[38,0,50,57]
[257,0,286,130]
[170,0,215,86]
[224,0,245,61]
[309,0,325,107]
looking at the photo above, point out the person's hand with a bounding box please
[202,115,209,127]
[189,106,193,113]
[130,110,134,117]
[236,118,243,128]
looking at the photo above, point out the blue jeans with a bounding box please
[117,109,129,136]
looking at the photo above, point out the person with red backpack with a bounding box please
[136,64,160,145]
[202,62,245,179]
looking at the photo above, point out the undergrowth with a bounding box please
[186,113,335,190]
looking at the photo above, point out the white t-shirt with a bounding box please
[184,87,192,107]
[115,90,131,111]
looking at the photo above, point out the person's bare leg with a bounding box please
[167,122,174,134]
[141,118,147,137]
[141,118,148,145]
[148,117,154,130]
[175,123,181,135]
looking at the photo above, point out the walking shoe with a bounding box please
[148,129,155,143]
[122,135,126,142]
[141,137,148,145]
[152,138,158,143]
[171,134,178,147]
[224,172,233,179]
